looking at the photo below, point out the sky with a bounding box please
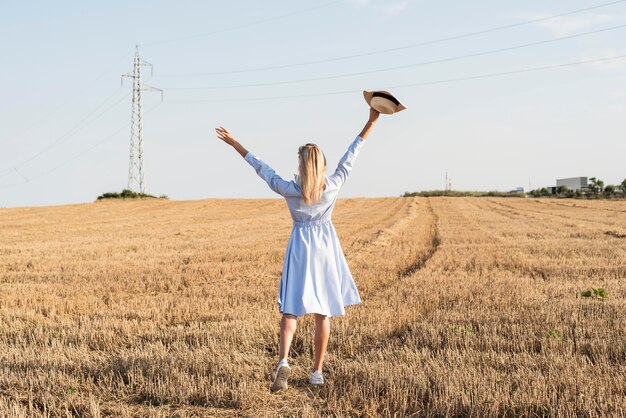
[1,0,625,208]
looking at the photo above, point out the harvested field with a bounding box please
[0,197,624,417]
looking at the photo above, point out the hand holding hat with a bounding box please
[363,90,406,115]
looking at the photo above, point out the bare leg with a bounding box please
[271,314,296,393]
[313,314,330,372]
[279,314,297,361]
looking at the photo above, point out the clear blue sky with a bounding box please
[1,0,625,207]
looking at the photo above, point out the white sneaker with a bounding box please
[309,370,324,386]
[271,360,291,393]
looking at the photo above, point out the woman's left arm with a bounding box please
[215,126,298,197]
[216,126,249,158]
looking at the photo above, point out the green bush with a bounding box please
[96,189,168,201]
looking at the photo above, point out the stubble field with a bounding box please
[0,197,625,417]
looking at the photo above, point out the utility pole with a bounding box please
[122,45,162,194]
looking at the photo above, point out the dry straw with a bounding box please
[0,197,624,416]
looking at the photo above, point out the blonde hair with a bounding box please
[298,143,327,205]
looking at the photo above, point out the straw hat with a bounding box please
[363,90,406,114]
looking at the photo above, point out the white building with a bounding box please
[556,177,588,191]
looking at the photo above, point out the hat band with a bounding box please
[372,92,399,106]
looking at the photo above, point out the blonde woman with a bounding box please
[215,107,380,392]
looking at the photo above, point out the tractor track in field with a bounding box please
[355,197,440,280]
[342,197,440,301]
[341,198,413,255]
[397,198,440,279]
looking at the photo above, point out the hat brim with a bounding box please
[363,90,406,114]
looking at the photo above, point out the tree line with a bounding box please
[528,178,626,198]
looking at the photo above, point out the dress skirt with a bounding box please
[278,218,361,317]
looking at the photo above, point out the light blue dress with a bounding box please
[244,135,365,317]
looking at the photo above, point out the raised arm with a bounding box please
[328,108,380,188]
[216,126,248,157]
[215,126,298,197]
[359,108,380,140]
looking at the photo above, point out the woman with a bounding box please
[215,107,380,393]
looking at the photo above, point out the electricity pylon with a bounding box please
[121,45,162,194]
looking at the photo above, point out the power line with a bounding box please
[161,24,626,90]
[386,54,626,88]
[165,54,626,103]
[154,0,626,77]
[140,0,342,47]
[3,53,129,144]
[0,103,162,192]
[13,167,29,182]
[0,89,131,179]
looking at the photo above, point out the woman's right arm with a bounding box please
[328,108,380,187]
[358,108,380,140]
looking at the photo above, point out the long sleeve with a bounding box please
[327,136,365,189]
[244,152,300,197]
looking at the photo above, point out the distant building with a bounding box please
[556,177,588,191]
